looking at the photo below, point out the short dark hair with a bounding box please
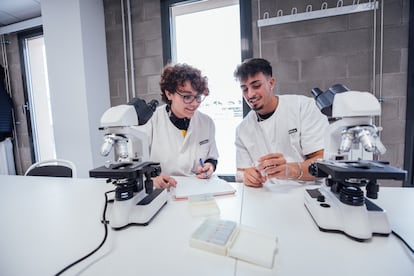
[159,63,208,103]
[233,58,273,81]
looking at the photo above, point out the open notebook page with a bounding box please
[173,176,236,200]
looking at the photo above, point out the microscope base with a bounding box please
[304,185,391,241]
[110,188,168,229]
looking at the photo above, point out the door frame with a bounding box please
[18,27,44,163]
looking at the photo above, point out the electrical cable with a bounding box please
[54,190,114,276]
[392,230,414,254]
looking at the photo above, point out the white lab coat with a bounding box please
[135,105,219,176]
[235,95,328,169]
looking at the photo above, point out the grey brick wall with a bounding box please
[103,0,163,106]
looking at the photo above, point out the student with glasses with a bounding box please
[136,63,218,189]
[233,58,328,187]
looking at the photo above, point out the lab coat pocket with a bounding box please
[193,141,210,172]
[288,129,301,152]
[197,136,210,151]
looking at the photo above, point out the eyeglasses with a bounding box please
[175,90,206,104]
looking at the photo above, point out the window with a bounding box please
[169,0,242,175]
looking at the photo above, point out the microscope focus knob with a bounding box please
[317,195,325,202]
[308,162,318,177]
[308,161,329,178]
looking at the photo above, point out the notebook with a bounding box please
[172,176,236,200]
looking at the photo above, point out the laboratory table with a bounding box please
[0,175,413,276]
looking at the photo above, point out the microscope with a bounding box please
[89,98,168,229]
[304,84,406,241]
[312,84,386,160]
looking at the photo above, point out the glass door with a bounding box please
[21,32,55,162]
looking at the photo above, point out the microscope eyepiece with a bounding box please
[128,97,159,125]
[310,84,349,117]
[148,99,159,111]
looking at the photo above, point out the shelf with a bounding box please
[258,1,379,27]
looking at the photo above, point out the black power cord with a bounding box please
[392,230,414,254]
[54,190,114,276]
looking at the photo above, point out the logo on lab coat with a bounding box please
[288,128,297,134]
[199,139,209,145]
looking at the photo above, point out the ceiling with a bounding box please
[0,0,41,27]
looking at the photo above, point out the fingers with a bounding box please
[167,176,177,188]
[197,163,213,179]
[257,156,286,170]
[256,154,287,179]
[258,153,283,162]
[265,164,288,179]
[152,176,166,189]
[243,167,265,187]
[153,174,176,189]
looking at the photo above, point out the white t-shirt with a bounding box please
[134,105,219,176]
[235,95,328,169]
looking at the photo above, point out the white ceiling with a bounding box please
[0,0,41,27]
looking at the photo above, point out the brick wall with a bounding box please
[103,0,163,106]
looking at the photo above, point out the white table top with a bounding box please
[0,175,413,276]
[238,181,414,276]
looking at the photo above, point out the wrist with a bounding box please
[287,162,303,180]
[295,162,303,180]
[236,170,244,182]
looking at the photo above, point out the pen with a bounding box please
[199,158,208,178]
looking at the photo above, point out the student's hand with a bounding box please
[243,167,266,187]
[152,173,177,189]
[196,162,214,179]
[257,153,287,179]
